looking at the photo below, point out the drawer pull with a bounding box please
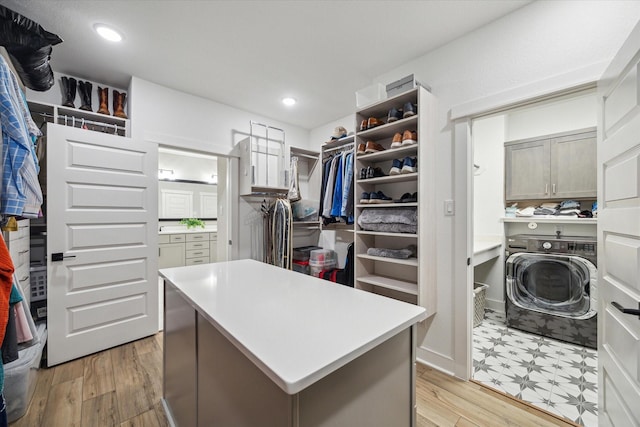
[19,249,29,254]
[193,259,203,263]
[193,252,203,255]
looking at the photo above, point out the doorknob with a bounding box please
[51,252,77,262]
[611,301,640,319]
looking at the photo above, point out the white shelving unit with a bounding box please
[28,100,129,137]
[354,86,437,317]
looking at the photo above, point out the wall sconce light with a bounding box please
[158,168,175,180]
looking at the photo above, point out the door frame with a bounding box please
[449,64,605,380]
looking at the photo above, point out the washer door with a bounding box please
[506,253,597,319]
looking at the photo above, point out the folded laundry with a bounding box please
[357,207,417,234]
[367,244,417,259]
[559,200,580,209]
[516,206,535,217]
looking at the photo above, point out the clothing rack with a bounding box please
[36,112,124,135]
[323,142,354,157]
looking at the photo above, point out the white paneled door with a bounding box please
[597,21,640,427]
[47,124,158,366]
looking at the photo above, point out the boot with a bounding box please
[61,76,77,108]
[112,90,128,119]
[97,86,110,115]
[78,80,93,111]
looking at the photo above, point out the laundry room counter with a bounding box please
[159,259,426,427]
[473,237,502,266]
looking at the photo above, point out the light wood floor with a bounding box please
[10,333,577,427]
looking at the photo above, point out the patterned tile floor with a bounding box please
[473,309,598,427]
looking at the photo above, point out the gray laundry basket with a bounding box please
[473,282,489,327]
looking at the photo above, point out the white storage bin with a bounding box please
[355,83,386,108]
[5,324,47,423]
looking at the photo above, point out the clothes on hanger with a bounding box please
[0,54,43,220]
[0,234,15,407]
[320,148,354,225]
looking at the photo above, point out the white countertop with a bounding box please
[159,226,217,234]
[159,259,426,394]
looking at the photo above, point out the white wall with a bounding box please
[473,115,505,238]
[129,77,311,260]
[505,90,597,141]
[311,1,640,376]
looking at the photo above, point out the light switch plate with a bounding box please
[444,199,455,216]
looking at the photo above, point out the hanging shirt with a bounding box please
[341,151,354,221]
[322,155,340,218]
[0,55,42,218]
[330,152,345,217]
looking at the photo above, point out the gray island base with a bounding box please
[160,259,426,426]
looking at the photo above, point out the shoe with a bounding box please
[368,191,392,204]
[359,168,367,180]
[387,108,402,123]
[360,119,368,131]
[366,167,387,179]
[402,130,417,146]
[330,126,347,141]
[78,80,93,111]
[113,90,128,119]
[61,76,77,108]
[403,102,417,118]
[394,192,417,203]
[401,157,417,174]
[390,132,403,149]
[364,141,385,153]
[357,143,366,154]
[97,86,110,115]
[360,192,370,204]
[389,158,403,175]
[367,117,384,129]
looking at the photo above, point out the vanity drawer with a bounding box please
[170,234,186,243]
[186,241,209,251]
[186,233,209,242]
[186,249,210,259]
[185,256,209,266]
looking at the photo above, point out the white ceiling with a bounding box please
[3,0,531,130]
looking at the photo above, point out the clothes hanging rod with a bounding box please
[323,142,355,154]
[291,153,319,160]
[37,112,122,132]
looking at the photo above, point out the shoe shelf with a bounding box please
[357,115,418,140]
[357,145,417,162]
[353,85,437,317]
[28,100,129,137]
[358,275,418,296]
[357,173,418,185]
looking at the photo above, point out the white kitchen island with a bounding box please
[159,259,427,427]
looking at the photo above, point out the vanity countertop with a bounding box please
[159,226,217,235]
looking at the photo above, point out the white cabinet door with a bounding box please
[597,20,640,427]
[47,124,158,366]
[159,243,186,269]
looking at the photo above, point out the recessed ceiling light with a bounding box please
[282,97,296,106]
[94,24,123,42]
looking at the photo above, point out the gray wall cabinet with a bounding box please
[504,127,596,202]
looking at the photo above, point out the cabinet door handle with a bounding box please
[552,183,556,194]
[545,184,549,194]
[193,252,203,256]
